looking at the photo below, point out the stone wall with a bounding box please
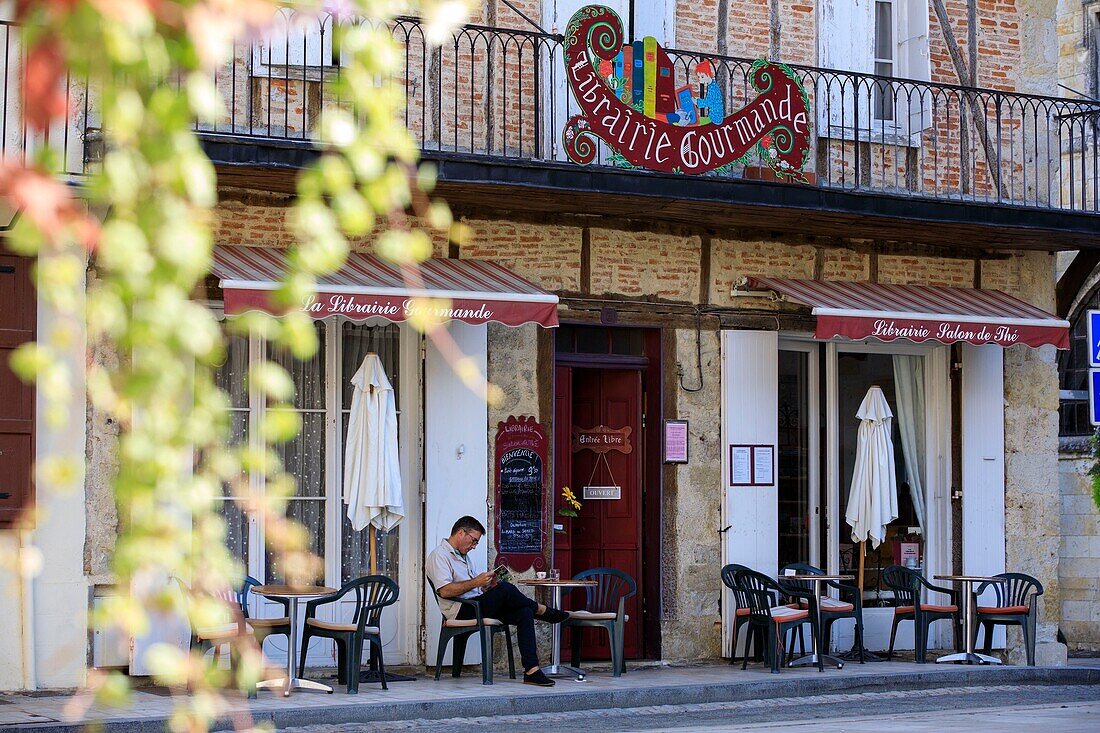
[660,327,724,661]
[1059,446,1100,652]
[1003,250,1068,665]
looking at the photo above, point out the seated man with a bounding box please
[426,515,569,687]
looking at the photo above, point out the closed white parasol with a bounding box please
[845,385,898,590]
[343,353,404,544]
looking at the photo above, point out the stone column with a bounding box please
[1003,250,1068,665]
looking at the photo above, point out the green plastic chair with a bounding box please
[426,576,515,685]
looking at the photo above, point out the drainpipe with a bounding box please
[19,529,37,690]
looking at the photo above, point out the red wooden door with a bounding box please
[0,252,35,527]
[565,368,643,660]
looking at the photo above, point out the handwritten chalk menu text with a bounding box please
[494,416,548,572]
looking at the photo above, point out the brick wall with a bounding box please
[878,255,974,287]
[458,219,584,291]
[590,228,702,300]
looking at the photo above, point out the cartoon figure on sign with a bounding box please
[561,5,812,180]
[694,60,725,125]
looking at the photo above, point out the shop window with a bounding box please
[212,319,402,584]
[1058,286,1100,437]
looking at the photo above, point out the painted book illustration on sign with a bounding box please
[561,5,812,180]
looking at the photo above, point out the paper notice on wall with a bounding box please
[731,446,752,485]
[753,446,774,486]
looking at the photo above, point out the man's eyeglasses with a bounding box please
[464,529,482,546]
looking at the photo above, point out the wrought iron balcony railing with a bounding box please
[2,11,1098,215]
[200,11,1099,213]
[0,19,91,184]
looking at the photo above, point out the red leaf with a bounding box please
[0,162,100,250]
[23,39,68,131]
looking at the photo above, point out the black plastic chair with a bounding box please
[237,575,291,647]
[426,576,515,685]
[562,567,636,677]
[185,574,290,654]
[734,567,815,674]
[882,565,961,663]
[298,575,398,693]
[782,562,866,664]
[974,572,1044,666]
[720,563,761,664]
[179,575,289,699]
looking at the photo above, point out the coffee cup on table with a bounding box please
[535,571,547,580]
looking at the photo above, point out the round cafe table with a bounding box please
[933,575,1007,665]
[783,574,852,671]
[519,578,598,681]
[253,584,337,696]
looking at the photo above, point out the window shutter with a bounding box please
[0,252,35,528]
[900,0,932,143]
[818,0,875,139]
[253,10,335,70]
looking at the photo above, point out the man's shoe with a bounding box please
[523,669,555,687]
[537,607,571,624]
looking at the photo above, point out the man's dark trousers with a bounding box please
[456,582,540,671]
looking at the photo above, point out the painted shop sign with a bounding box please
[572,425,633,454]
[562,5,812,181]
[815,315,1066,349]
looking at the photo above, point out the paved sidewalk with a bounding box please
[1,660,1097,733]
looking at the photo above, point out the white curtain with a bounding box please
[892,355,926,532]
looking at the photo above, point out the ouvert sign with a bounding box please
[561,5,812,181]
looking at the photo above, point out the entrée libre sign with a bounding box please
[562,5,812,179]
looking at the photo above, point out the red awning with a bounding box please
[212,246,559,328]
[746,277,1069,349]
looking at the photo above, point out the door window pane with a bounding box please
[835,352,923,605]
[266,499,327,584]
[340,321,402,582]
[269,322,326,410]
[265,322,326,580]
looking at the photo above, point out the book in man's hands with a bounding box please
[492,564,513,584]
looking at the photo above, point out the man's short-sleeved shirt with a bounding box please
[425,538,483,619]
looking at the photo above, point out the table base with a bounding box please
[541,662,587,681]
[935,651,1002,665]
[789,653,845,670]
[256,677,334,696]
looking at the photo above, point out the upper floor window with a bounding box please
[873,0,896,120]
[820,0,931,140]
[1058,285,1100,437]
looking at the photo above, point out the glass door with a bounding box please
[825,341,943,653]
[777,342,820,571]
[212,318,419,668]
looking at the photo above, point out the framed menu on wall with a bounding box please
[494,415,549,572]
[729,444,774,487]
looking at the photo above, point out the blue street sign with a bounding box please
[1088,310,1100,367]
[1091,370,1100,427]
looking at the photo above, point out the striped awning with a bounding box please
[213,246,559,328]
[746,277,1068,349]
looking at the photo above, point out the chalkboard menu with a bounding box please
[494,416,548,572]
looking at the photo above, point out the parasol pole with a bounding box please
[857,540,866,595]
[369,525,377,575]
[368,378,378,576]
